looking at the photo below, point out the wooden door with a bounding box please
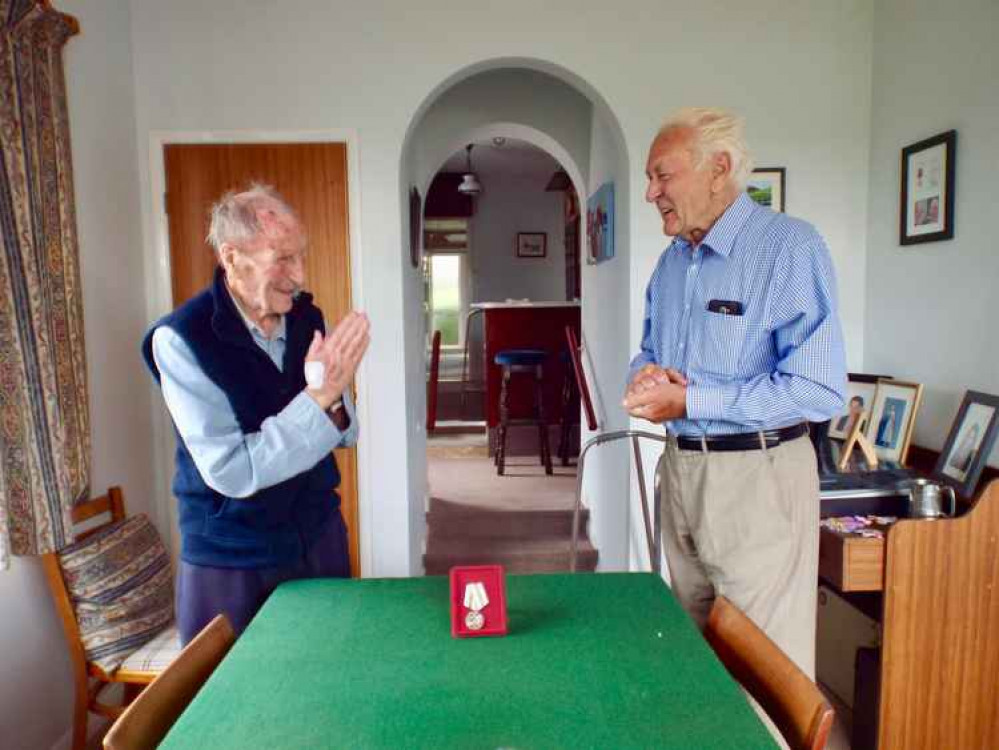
[163,142,360,575]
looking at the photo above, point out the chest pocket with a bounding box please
[696,311,749,378]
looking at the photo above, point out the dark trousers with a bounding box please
[176,512,350,644]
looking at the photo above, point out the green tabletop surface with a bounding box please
[161,572,777,749]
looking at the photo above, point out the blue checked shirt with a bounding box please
[629,193,846,436]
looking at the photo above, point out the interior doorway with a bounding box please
[161,142,361,575]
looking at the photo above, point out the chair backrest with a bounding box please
[41,486,128,673]
[877,478,999,750]
[103,615,236,750]
[705,596,834,750]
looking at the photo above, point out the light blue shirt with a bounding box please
[629,193,846,436]
[152,305,358,499]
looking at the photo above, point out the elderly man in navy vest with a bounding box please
[625,108,846,679]
[142,184,369,644]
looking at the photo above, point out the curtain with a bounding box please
[0,0,87,569]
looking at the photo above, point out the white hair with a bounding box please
[658,107,754,191]
[206,183,298,255]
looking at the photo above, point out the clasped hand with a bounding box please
[304,311,370,411]
[623,364,688,423]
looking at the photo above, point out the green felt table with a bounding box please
[160,572,777,749]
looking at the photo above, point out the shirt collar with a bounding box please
[225,282,286,342]
[674,192,758,259]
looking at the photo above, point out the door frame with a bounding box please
[144,129,372,574]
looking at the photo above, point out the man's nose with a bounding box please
[645,181,659,203]
[289,256,306,284]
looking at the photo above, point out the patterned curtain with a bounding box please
[0,1,88,569]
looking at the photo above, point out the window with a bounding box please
[424,219,471,382]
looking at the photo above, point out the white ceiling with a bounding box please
[438,137,563,182]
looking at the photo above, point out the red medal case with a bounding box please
[449,565,508,638]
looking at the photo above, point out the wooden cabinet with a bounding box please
[818,527,886,592]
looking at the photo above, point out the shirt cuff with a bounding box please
[685,383,728,422]
[284,391,342,453]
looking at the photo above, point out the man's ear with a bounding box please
[219,243,238,273]
[711,151,732,192]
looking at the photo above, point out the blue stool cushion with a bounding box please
[494,349,547,366]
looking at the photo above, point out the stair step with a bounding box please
[427,497,588,540]
[423,536,598,575]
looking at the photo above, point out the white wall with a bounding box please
[0,2,150,749]
[123,0,872,577]
[865,0,999,466]
[470,173,566,304]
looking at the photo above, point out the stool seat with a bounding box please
[494,349,547,367]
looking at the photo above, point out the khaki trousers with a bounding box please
[657,433,819,678]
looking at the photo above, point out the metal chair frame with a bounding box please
[570,430,671,573]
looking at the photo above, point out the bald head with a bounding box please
[207,184,302,257]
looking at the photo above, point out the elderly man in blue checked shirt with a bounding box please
[143,184,369,644]
[625,108,846,678]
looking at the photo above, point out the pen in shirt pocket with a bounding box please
[706,299,744,316]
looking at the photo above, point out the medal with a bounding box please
[463,581,489,631]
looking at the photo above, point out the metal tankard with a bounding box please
[903,478,957,519]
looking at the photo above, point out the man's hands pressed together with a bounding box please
[305,311,370,412]
[623,364,688,423]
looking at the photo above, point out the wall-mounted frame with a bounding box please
[933,390,999,499]
[865,379,923,465]
[409,187,422,268]
[828,373,892,440]
[586,182,614,264]
[900,129,956,246]
[516,232,546,258]
[746,167,785,213]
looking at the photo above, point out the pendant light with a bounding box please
[457,144,482,196]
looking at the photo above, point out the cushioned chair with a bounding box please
[705,596,835,750]
[103,614,235,750]
[41,486,180,750]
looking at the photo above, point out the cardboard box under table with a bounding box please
[160,573,777,749]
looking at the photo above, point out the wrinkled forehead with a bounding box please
[245,200,306,253]
[646,128,696,171]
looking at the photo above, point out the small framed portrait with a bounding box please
[746,167,785,213]
[828,373,892,441]
[864,379,924,465]
[516,232,547,258]
[900,130,956,245]
[933,391,999,498]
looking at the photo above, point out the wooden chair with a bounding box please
[705,596,834,750]
[876,478,999,750]
[103,615,235,750]
[41,486,179,750]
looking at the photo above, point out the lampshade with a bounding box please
[457,144,482,196]
[545,169,571,191]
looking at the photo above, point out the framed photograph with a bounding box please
[828,373,892,440]
[586,182,615,264]
[408,187,422,268]
[865,379,923,465]
[746,167,785,213]
[516,232,546,258]
[933,391,999,498]
[900,130,956,245]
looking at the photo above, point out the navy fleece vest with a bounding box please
[141,269,341,568]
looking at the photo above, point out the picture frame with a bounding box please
[865,379,924,465]
[746,167,785,213]
[900,130,956,246]
[586,182,615,264]
[516,232,547,258]
[933,390,999,499]
[828,373,893,440]
[408,187,422,268]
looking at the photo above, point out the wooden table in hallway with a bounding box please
[160,573,777,749]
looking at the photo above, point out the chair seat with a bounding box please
[117,623,182,676]
[494,349,547,366]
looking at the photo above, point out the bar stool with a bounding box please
[494,349,553,476]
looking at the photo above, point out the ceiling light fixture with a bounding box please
[457,144,483,196]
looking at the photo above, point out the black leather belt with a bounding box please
[675,422,808,452]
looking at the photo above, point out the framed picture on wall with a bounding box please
[900,129,956,245]
[408,187,422,268]
[746,167,785,212]
[586,182,615,264]
[933,391,999,498]
[865,379,924,465]
[516,232,547,258]
[828,373,892,440]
